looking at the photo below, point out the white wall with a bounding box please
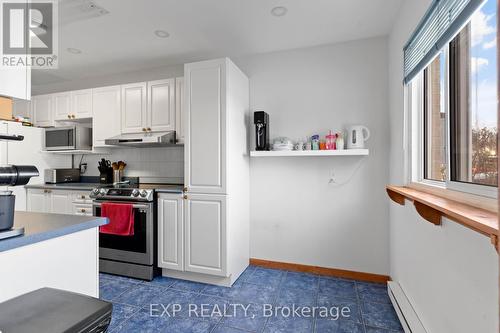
[388,1,499,332]
[76,147,183,183]
[234,37,391,275]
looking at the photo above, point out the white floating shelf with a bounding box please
[250,149,369,157]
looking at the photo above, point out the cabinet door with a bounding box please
[50,190,72,214]
[158,194,184,271]
[147,79,175,132]
[73,204,93,216]
[184,60,226,194]
[27,189,49,213]
[0,65,30,100]
[184,194,226,276]
[33,95,53,127]
[121,82,147,134]
[175,77,184,143]
[92,85,121,147]
[53,92,72,121]
[12,99,31,119]
[71,89,93,119]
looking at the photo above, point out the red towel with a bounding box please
[99,202,135,236]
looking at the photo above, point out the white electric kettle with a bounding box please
[346,125,370,149]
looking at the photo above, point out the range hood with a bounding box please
[104,131,177,147]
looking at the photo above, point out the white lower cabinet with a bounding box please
[50,190,73,214]
[185,194,226,276]
[27,189,92,215]
[158,193,184,271]
[158,193,227,277]
[27,189,50,213]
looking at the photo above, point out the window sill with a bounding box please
[386,185,499,252]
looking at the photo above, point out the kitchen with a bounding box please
[0,0,498,333]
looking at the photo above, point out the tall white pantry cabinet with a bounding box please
[159,58,250,287]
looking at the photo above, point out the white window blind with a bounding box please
[403,0,485,83]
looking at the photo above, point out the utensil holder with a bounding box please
[113,170,123,184]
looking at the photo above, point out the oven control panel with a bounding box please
[90,188,154,202]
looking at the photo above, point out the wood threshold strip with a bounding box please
[386,185,499,252]
[249,258,390,284]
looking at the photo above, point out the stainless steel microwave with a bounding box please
[44,126,92,151]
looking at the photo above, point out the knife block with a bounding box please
[100,170,113,184]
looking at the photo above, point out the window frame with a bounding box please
[406,44,498,200]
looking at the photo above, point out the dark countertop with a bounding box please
[25,183,185,193]
[0,212,108,252]
[25,183,100,191]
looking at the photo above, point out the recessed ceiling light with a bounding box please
[67,47,82,54]
[271,6,287,17]
[154,30,170,38]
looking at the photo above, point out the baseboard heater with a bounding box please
[387,281,427,333]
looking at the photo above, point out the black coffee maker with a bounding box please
[254,111,270,151]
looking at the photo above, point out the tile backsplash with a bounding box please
[75,146,184,183]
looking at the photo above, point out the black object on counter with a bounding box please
[0,165,39,232]
[0,191,15,231]
[0,287,112,333]
[254,111,270,151]
[98,158,113,184]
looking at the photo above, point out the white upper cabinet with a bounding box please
[92,85,121,147]
[148,79,175,132]
[53,92,72,121]
[184,59,226,194]
[71,89,93,119]
[32,94,53,127]
[175,77,184,143]
[121,82,147,134]
[0,66,31,100]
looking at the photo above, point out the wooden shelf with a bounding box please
[386,185,498,251]
[250,149,369,157]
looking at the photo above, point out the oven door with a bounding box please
[93,201,154,266]
[44,127,76,151]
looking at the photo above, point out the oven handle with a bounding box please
[92,202,151,210]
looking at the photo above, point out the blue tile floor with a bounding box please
[100,266,403,333]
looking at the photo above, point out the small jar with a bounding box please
[311,135,320,150]
[336,133,345,150]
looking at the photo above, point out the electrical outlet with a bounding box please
[328,170,336,184]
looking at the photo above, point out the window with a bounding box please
[409,0,498,197]
[424,51,447,182]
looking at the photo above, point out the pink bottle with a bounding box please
[325,131,335,150]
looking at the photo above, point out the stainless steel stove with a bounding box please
[91,185,158,281]
[90,187,154,202]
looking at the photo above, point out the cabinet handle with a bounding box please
[183,187,188,192]
[80,195,85,199]
[147,127,151,132]
[43,189,47,193]
[80,209,86,213]
[72,114,76,119]
[183,195,188,200]
[67,114,71,119]
[142,128,146,132]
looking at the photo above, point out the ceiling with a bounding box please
[33,0,402,86]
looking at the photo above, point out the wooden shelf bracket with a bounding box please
[413,201,442,226]
[386,188,405,205]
